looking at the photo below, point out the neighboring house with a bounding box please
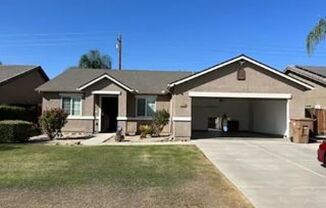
[0,65,49,106]
[285,65,326,109]
[37,55,314,140]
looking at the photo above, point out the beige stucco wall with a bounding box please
[171,61,308,139]
[41,77,128,133]
[287,72,326,109]
[125,94,171,134]
[0,69,47,105]
[41,92,94,133]
[126,94,170,116]
[42,93,61,110]
[62,119,94,133]
[41,78,172,134]
[85,78,128,117]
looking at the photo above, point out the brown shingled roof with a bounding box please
[36,68,192,94]
[285,65,326,86]
[0,65,48,86]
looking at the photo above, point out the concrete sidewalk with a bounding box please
[195,138,326,208]
[81,133,115,145]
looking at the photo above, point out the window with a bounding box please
[61,96,82,116]
[136,96,156,117]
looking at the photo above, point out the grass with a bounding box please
[0,144,253,208]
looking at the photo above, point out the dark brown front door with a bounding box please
[101,97,118,133]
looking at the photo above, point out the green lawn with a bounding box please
[0,144,253,208]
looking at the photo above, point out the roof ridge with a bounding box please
[66,67,192,73]
[296,65,326,68]
[292,65,326,79]
[0,65,39,69]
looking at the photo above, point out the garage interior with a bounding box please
[191,97,287,139]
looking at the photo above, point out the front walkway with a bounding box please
[194,138,326,208]
[81,133,115,145]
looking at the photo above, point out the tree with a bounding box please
[39,108,68,139]
[306,18,326,55]
[78,50,112,69]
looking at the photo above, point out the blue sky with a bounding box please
[1,0,326,78]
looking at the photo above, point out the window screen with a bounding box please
[62,97,71,114]
[62,96,81,116]
[136,97,156,117]
[146,97,156,116]
[72,97,81,116]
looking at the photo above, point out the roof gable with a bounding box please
[78,73,135,92]
[0,65,48,86]
[168,54,314,90]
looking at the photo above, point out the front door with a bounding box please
[101,97,118,132]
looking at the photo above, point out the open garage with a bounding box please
[191,94,289,138]
[169,55,314,140]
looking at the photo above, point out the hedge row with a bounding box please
[0,105,37,122]
[0,120,34,143]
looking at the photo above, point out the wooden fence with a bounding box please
[306,108,326,135]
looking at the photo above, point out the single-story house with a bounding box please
[36,54,314,140]
[285,65,326,109]
[0,65,49,106]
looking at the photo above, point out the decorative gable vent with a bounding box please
[237,60,246,80]
[237,68,246,80]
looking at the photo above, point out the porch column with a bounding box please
[93,94,100,133]
[117,91,127,132]
[172,93,192,141]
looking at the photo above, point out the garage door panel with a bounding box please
[251,99,286,136]
[192,98,287,137]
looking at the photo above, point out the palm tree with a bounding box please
[306,18,326,55]
[78,50,112,69]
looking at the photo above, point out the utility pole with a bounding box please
[116,34,122,70]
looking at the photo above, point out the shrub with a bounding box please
[139,125,152,138]
[152,109,170,136]
[0,120,33,143]
[0,105,37,122]
[39,108,68,139]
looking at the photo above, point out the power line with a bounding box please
[0,30,119,38]
[0,36,110,44]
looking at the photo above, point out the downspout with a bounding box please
[167,86,174,137]
[169,95,173,135]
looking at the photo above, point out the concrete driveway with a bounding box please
[194,138,326,208]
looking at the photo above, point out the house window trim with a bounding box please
[135,95,157,118]
[60,94,83,117]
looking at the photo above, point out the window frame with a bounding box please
[135,96,157,117]
[60,94,83,117]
